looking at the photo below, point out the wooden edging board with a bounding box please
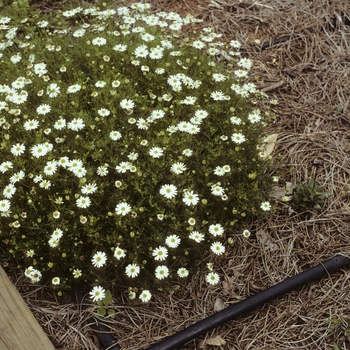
[0,266,55,349]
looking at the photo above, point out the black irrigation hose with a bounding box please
[71,256,350,350]
[146,255,350,350]
[72,285,121,350]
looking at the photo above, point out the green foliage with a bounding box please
[0,2,273,301]
[0,0,33,18]
[96,289,115,317]
[292,178,330,210]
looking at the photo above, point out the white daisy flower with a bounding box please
[116,161,132,173]
[177,121,191,132]
[10,170,25,183]
[0,161,13,173]
[206,271,220,285]
[26,250,34,257]
[110,131,122,140]
[120,99,134,109]
[28,268,42,283]
[165,235,181,248]
[92,37,106,46]
[238,58,252,70]
[231,133,246,144]
[209,224,224,236]
[90,286,106,302]
[115,202,132,216]
[139,290,151,302]
[81,183,97,194]
[243,229,251,238]
[73,269,82,278]
[95,80,106,88]
[127,152,138,161]
[24,119,39,130]
[149,147,163,158]
[113,44,127,52]
[177,268,189,278]
[260,201,271,211]
[188,217,196,226]
[67,84,81,93]
[52,228,63,239]
[48,237,59,248]
[195,110,208,119]
[248,112,261,123]
[67,118,85,131]
[210,242,225,255]
[214,166,225,176]
[0,199,11,212]
[76,196,91,209]
[230,116,242,125]
[43,162,57,176]
[155,68,165,74]
[211,185,224,196]
[230,40,241,48]
[97,165,109,176]
[3,184,16,198]
[180,96,196,105]
[136,118,149,130]
[68,159,83,170]
[47,83,60,97]
[212,73,226,82]
[125,263,140,278]
[152,246,168,261]
[52,277,60,285]
[10,143,25,156]
[54,118,66,130]
[167,125,177,133]
[192,40,205,49]
[73,28,85,37]
[182,190,199,206]
[234,69,248,78]
[210,91,225,101]
[91,251,107,268]
[155,265,169,280]
[189,231,205,243]
[223,165,231,173]
[182,149,193,157]
[34,62,47,76]
[114,247,126,260]
[159,184,177,199]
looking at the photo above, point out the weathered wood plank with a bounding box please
[0,267,55,350]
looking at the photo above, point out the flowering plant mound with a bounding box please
[0,1,273,302]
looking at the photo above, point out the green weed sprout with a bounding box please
[292,161,330,211]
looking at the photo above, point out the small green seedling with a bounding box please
[292,161,330,210]
[292,177,330,210]
[96,290,115,318]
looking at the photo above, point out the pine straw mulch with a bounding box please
[10,0,350,349]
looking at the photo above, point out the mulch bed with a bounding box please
[11,0,350,349]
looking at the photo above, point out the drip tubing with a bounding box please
[146,255,350,350]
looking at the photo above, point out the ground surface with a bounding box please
[12,0,350,349]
